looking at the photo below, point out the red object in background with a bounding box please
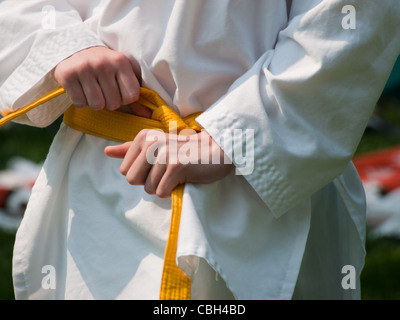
[0,187,12,208]
[353,146,400,192]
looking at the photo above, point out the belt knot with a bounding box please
[138,88,202,134]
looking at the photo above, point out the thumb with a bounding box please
[104,142,132,158]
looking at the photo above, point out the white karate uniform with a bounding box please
[0,0,399,300]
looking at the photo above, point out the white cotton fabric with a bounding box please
[1,0,399,300]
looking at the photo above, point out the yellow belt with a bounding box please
[0,86,202,300]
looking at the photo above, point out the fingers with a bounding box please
[144,162,167,195]
[79,73,105,111]
[53,46,141,111]
[119,130,165,188]
[119,140,143,176]
[106,132,230,199]
[125,148,153,186]
[128,102,153,118]
[156,164,184,198]
[63,80,87,109]
[97,75,122,111]
[104,142,132,158]
[116,64,141,106]
[105,131,182,198]
[129,154,182,198]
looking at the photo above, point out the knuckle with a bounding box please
[156,189,169,199]
[126,176,138,185]
[73,101,86,109]
[90,103,105,111]
[66,92,86,109]
[107,97,122,110]
[125,170,144,186]
[144,183,156,195]
[119,166,128,176]
[95,60,113,75]
[57,69,78,85]
[169,162,183,173]
[59,68,74,81]
[88,96,106,110]
[137,129,151,141]
[113,52,129,65]
[76,60,91,73]
[123,91,140,104]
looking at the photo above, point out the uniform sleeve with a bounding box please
[196,0,400,218]
[0,0,104,127]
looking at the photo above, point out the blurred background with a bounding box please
[0,57,400,300]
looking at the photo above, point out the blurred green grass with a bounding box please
[0,90,400,300]
[0,120,59,300]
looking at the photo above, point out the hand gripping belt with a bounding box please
[0,86,204,300]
